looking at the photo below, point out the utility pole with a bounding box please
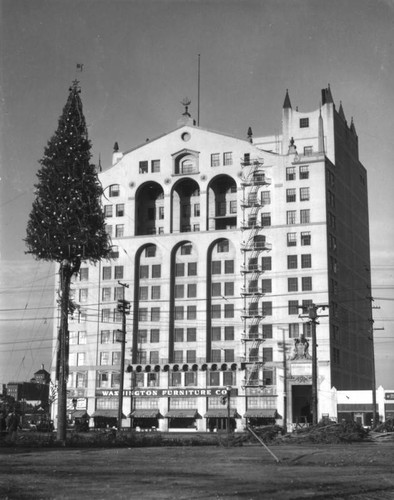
[277,327,288,433]
[299,303,328,426]
[116,281,130,432]
[369,324,384,429]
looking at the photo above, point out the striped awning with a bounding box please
[204,409,239,418]
[129,409,161,419]
[244,409,277,418]
[91,410,126,418]
[165,409,200,419]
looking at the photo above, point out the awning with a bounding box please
[70,411,90,419]
[129,409,162,419]
[91,410,126,418]
[204,409,239,418]
[165,409,200,419]
[244,409,277,418]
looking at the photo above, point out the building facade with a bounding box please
[51,87,373,431]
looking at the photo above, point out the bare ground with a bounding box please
[1,441,394,499]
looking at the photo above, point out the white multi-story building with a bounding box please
[52,86,373,432]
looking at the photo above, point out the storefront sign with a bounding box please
[385,392,394,400]
[96,387,237,398]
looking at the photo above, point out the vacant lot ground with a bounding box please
[1,441,394,499]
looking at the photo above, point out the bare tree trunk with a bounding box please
[56,260,72,444]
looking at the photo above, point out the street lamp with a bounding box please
[226,386,232,446]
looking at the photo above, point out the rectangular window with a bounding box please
[289,323,300,338]
[185,371,196,386]
[171,372,182,387]
[175,263,185,277]
[302,277,312,291]
[209,372,220,386]
[261,191,271,205]
[301,254,312,268]
[224,304,234,318]
[76,372,87,388]
[211,153,220,167]
[139,308,148,322]
[80,268,89,281]
[262,324,273,339]
[101,330,111,344]
[113,308,122,323]
[300,209,310,224]
[187,305,197,320]
[104,205,113,217]
[174,328,184,342]
[151,307,160,321]
[225,260,234,274]
[261,256,271,271]
[114,266,124,279]
[102,266,111,280]
[188,262,197,276]
[105,224,112,237]
[150,329,160,343]
[175,306,184,320]
[261,213,271,227]
[187,284,197,298]
[224,349,234,362]
[303,322,312,337]
[186,350,197,364]
[287,210,296,225]
[301,232,311,246]
[299,165,309,179]
[224,282,234,296]
[302,299,313,314]
[112,351,121,365]
[139,286,148,300]
[187,328,196,342]
[193,203,200,217]
[174,350,183,363]
[288,278,298,292]
[286,167,296,181]
[211,282,221,296]
[149,351,159,364]
[181,244,192,255]
[101,309,111,323]
[211,304,221,318]
[287,255,297,269]
[262,301,272,316]
[78,331,86,345]
[175,284,184,298]
[263,347,273,362]
[151,286,161,300]
[212,327,221,341]
[109,184,120,197]
[151,159,160,173]
[77,353,86,366]
[223,371,235,386]
[288,300,299,315]
[261,279,272,294]
[152,264,161,278]
[300,187,310,201]
[69,331,77,345]
[229,200,237,214]
[300,117,309,128]
[116,204,125,217]
[212,261,221,274]
[79,288,88,303]
[140,265,149,279]
[150,328,160,344]
[223,152,233,166]
[304,146,313,156]
[139,161,148,173]
[286,189,296,202]
[114,287,124,301]
[263,370,273,385]
[211,349,221,362]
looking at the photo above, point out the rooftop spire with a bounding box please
[247,126,253,143]
[283,89,292,109]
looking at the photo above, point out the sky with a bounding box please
[0,0,393,387]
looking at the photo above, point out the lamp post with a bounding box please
[226,385,232,447]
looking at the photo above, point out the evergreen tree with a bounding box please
[25,80,111,443]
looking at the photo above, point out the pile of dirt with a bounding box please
[285,420,369,444]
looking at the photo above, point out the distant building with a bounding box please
[51,86,373,431]
[6,365,50,406]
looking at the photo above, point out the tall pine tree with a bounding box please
[25,80,111,443]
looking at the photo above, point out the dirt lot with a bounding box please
[1,441,394,499]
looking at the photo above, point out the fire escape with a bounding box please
[240,155,271,387]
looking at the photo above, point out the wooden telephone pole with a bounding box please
[116,281,130,432]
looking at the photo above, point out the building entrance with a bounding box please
[292,385,312,424]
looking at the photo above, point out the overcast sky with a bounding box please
[1,0,393,387]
